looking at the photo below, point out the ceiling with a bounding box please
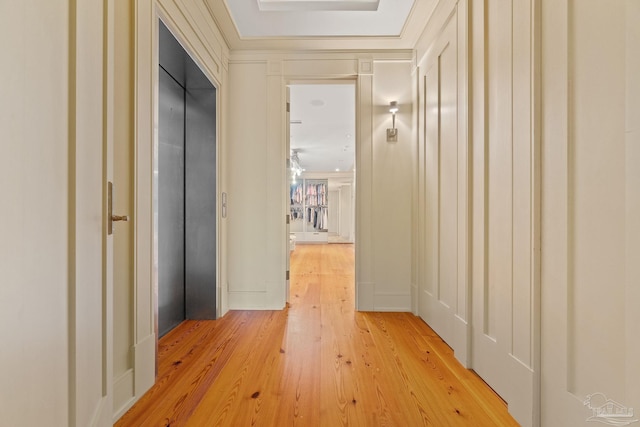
[204,0,438,175]
[224,0,414,38]
[289,83,355,173]
[206,0,438,50]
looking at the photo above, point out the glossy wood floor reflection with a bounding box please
[115,243,519,426]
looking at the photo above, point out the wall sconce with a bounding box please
[387,101,398,142]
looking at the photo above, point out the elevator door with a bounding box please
[158,67,186,337]
[158,21,217,338]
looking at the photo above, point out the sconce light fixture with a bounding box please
[387,101,399,142]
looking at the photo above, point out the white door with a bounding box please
[419,12,457,345]
[69,0,115,425]
[541,1,640,425]
[111,0,137,418]
[0,2,113,426]
[418,7,467,356]
[469,1,538,425]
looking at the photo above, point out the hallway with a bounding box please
[116,244,518,426]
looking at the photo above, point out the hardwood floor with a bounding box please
[115,243,519,426]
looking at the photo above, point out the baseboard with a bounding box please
[112,369,135,421]
[134,333,156,396]
[228,290,278,309]
[356,282,375,311]
[373,292,412,312]
[88,395,111,427]
[411,282,418,314]
[453,314,470,367]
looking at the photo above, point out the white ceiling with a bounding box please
[207,0,438,50]
[289,83,355,173]
[224,0,415,37]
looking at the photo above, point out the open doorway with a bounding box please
[287,82,356,302]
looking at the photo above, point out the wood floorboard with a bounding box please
[115,243,519,426]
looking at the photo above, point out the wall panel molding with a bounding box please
[467,0,539,425]
[541,0,639,425]
[415,0,470,368]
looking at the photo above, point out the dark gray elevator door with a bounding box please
[158,67,186,337]
[185,88,217,320]
[158,20,217,338]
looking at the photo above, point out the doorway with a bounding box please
[157,21,218,337]
[287,82,356,301]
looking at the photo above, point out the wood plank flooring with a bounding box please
[115,243,519,426]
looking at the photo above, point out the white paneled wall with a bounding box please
[416,0,537,425]
[417,1,639,426]
[227,61,277,307]
[226,54,414,311]
[1,1,115,426]
[541,1,640,425]
[371,61,414,311]
[470,1,538,424]
[0,2,71,426]
[415,0,471,368]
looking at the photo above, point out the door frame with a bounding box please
[285,79,358,304]
[128,0,225,411]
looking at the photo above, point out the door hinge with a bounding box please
[286,214,290,224]
[286,270,290,280]
[286,102,290,113]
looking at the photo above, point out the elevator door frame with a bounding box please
[154,16,222,339]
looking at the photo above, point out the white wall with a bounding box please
[226,54,414,311]
[1,1,111,426]
[339,184,353,241]
[541,1,640,425]
[227,60,283,308]
[328,189,339,234]
[370,61,414,311]
[0,2,70,425]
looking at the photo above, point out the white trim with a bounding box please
[112,369,135,421]
[373,292,412,312]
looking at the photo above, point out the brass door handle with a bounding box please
[108,182,129,235]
